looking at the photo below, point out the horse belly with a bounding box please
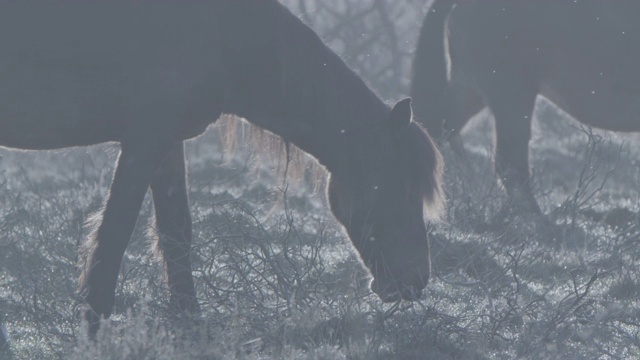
[541,54,640,133]
[0,58,129,149]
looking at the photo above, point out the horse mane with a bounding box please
[217,116,324,191]
[217,115,446,222]
[404,121,445,222]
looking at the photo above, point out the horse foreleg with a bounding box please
[149,142,200,321]
[80,140,170,336]
[486,79,540,216]
[442,77,484,161]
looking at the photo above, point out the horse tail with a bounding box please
[410,0,457,140]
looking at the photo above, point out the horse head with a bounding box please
[327,98,444,302]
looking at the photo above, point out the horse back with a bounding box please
[0,2,223,149]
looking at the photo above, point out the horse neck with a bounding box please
[242,61,388,174]
[216,1,389,173]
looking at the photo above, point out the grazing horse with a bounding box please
[0,0,443,335]
[412,0,640,217]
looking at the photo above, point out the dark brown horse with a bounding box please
[412,0,639,217]
[0,0,443,335]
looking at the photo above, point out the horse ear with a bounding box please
[389,98,412,134]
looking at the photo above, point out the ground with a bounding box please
[1,103,639,359]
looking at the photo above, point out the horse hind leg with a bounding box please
[149,142,200,322]
[79,139,173,336]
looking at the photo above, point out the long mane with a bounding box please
[215,1,445,219]
[405,121,445,221]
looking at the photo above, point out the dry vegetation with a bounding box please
[1,1,639,359]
